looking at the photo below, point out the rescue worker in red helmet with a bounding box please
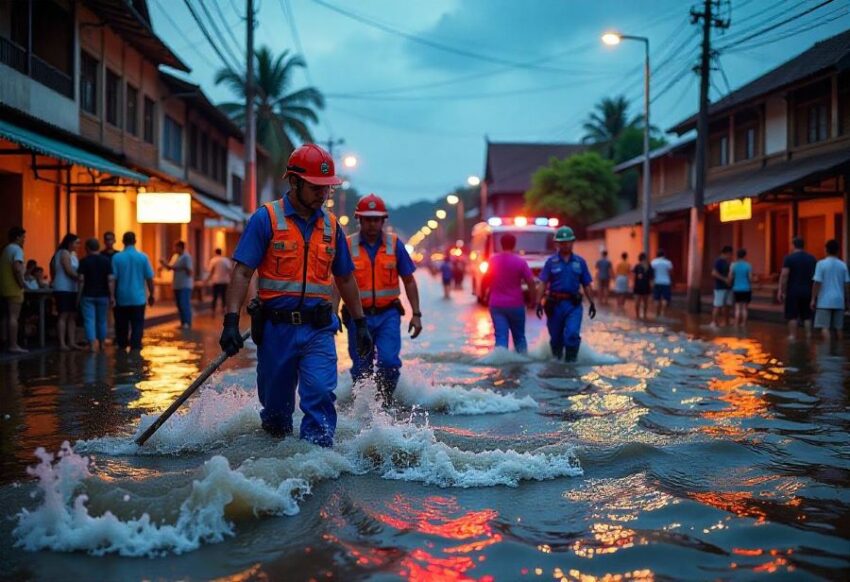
[219,144,372,447]
[343,193,422,405]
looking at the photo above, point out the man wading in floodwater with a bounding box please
[219,144,373,447]
[536,226,596,362]
[343,194,423,406]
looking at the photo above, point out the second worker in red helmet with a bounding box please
[342,193,423,405]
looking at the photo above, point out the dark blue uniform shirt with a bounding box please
[233,195,355,309]
[358,235,417,278]
[539,252,592,294]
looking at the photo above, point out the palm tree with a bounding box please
[216,46,324,188]
[581,96,641,160]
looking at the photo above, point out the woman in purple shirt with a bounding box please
[488,233,538,353]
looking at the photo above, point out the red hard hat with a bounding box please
[355,193,389,218]
[283,144,342,186]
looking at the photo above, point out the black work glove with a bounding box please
[220,312,244,356]
[536,303,544,319]
[588,301,597,320]
[353,317,373,358]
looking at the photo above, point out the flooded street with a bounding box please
[1,275,849,581]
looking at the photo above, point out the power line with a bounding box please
[716,0,835,50]
[311,0,602,74]
[724,5,849,51]
[151,0,220,69]
[182,0,242,72]
[193,0,244,70]
[210,0,244,53]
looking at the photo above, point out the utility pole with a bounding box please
[244,0,257,213]
[685,0,728,313]
[321,137,345,216]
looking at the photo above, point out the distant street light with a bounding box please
[422,226,432,235]
[343,155,358,169]
[339,215,350,226]
[602,30,651,256]
[427,219,439,229]
[436,209,447,219]
[467,175,481,187]
[446,193,465,241]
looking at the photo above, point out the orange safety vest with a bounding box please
[349,231,400,309]
[256,199,337,302]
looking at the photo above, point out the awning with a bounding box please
[192,191,248,224]
[0,119,148,182]
[588,191,694,231]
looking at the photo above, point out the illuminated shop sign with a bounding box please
[719,198,752,222]
[137,193,192,224]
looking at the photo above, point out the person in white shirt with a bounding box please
[811,239,850,339]
[205,248,234,314]
[650,249,673,318]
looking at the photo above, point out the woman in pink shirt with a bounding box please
[488,233,538,353]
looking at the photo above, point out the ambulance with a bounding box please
[468,216,558,305]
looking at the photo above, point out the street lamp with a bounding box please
[447,193,465,241]
[467,175,481,187]
[602,31,651,257]
[343,155,358,169]
[436,209,447,219]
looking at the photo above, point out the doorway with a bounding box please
[800,215,826,259]
[0,172,23,241]
[770,210,790,274]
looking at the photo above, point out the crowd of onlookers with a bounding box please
[0,226,234,354]
[595,237,850,339]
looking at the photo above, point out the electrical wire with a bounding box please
[151,0,220,69]
[716,0,835,50]
[723,6,849,51]
[210,0,244,53]
[182,0,243,72]
[193,0,244,70]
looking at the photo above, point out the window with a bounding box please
[163,115,183,164]
[211,142,220,180]
[126,85,138,135]
[806,103,828,144]
[105,70,121,127]
[734,125,758,161]
[189,124,198,168]
[709,134,729,167]
[840,72,850,136]
[143,97,155,143]
[230,173,243,205]
[219,147,228,184]
[200,133,209,174]
[80,51,98,114]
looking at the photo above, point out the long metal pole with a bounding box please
[245,0,257,213]
[641,38,651,257]
[686,0,713,313]
[457,198,465,242]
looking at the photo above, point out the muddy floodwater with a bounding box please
[1,276,848,581]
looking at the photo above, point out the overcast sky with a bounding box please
[148,0,849,205]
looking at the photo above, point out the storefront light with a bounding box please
[719,198,752,222]
[137,193,191,223]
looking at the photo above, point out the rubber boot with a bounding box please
[563,347,579,363]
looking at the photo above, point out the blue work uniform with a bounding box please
[345,233,416,398]
[233,195,354,446]
[539,252,592,360]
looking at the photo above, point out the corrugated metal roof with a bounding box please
[484,142,586,195]
[670,28,850,134]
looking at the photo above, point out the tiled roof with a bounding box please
[484,142,586,195]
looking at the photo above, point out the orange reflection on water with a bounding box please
[559,567,654,581]
[129,344,202,411]
[688,491,768,524]
[462,309,495,355]
[367,495,501,581]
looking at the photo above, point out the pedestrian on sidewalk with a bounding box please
[160,241,193,328]
[102,231,118,261]
[205,248,233,315]
[487,233,537,354]
[0,226,28,353]
[613,252,630,310]
[651,249,673,318]
[536,226,596,362]
[77,238,114,352]
[345,194,423,405]
[711,246,734,327]
[51,233,83,351]
[633,252,652,320]
[811,239,850,340]
[596,250,612,307]
[112,232,155,350]
[730,248,752,327]
[777,237,817,340]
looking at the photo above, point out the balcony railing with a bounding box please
[31,55,73,99]
[0,36,27,74]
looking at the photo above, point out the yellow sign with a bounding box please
[137,193,192,223]
[719,198,752,222]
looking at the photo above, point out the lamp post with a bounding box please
[447,193,465,242]
[603,32,651,257]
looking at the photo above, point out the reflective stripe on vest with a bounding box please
[348,231,400,309]
[257,200,337,302]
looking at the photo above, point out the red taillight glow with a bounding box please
[514,216,528,226]
[479,261,489,274]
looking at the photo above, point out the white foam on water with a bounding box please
[393,369,537,415]
[77,386,261,456]
[527,331,621,365]
[475,346,534,366]
[345,421,582,488]
[13,442,352,557]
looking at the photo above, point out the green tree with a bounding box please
[581,96,640,159]
[215,46,324,189]
[525,152,619,228]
